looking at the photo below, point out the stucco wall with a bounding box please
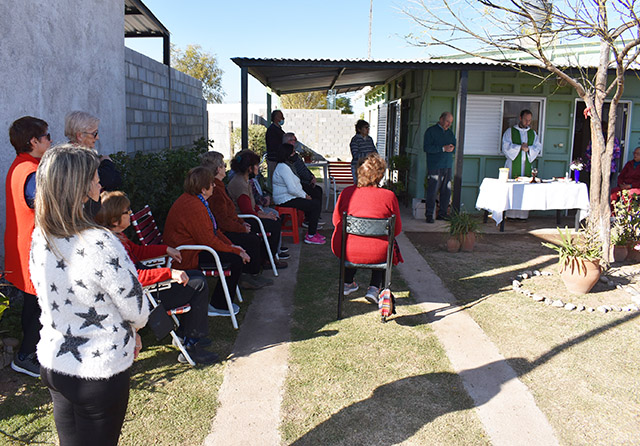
[0,0,125,261]
[125,48,207,152]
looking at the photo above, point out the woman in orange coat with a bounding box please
[164,167,250,316]
[5,116,51,377]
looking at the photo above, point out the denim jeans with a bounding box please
[425,168,452,219]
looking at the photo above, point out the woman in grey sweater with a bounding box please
[349,119,377,180]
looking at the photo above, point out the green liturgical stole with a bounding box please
[510,127,535,178]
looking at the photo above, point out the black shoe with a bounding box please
[436,215,450,221]
[426,216,434,223]
[277,251,291,260]
[11,352,40,378]
[279,246,289,253]
[178,344,220,365]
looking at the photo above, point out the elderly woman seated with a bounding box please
[272,143,325,245]
[95,191,219,365]
[224,150,287,266]
[331,153,402,304]
[163,166,250,317]
[200,151,286,276]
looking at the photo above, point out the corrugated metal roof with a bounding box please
[232,57,513,95]
[124,0,169,38]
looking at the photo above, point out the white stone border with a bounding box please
[511,270,640,314]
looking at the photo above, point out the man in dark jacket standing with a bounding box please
[423,111,456,223]
[266,110,285,181]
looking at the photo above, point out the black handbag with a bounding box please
[146,303,175,340]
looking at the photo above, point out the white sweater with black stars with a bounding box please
[30,227,149,379]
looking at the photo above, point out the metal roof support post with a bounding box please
[241,66,248,149]
[452,70,468,213]
[266,90,272,127]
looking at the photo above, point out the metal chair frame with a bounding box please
[237,214,278,277]
[143,280,196,366]
[337,212,396,320]
[130,205,243,329]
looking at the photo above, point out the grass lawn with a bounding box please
[406,231,640,446]
[0,280,253,445]
[280,235,490,445]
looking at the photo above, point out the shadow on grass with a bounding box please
[0,374,55,445]
[291,310,639,445]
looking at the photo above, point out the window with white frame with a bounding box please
[462,96,545,155]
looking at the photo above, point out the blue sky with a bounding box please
[125,0,434,103]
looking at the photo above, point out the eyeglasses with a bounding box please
[122,209,131,215]
[39,133,51,141]
[83,130,99,138]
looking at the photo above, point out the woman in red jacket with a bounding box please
[164,167,250,316]
[331,153,402,304]
[95,191,218,365]
[5,116,51,377]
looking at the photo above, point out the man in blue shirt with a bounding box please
[423,112,456,223]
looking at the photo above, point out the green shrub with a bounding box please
[111,138,211,230]
[231,124,267,156]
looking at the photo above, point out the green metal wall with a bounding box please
[387,69,640,213]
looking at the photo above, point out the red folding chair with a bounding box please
[130,205,243,329]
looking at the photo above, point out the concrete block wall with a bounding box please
[284,109,355,160]
[207,104,356,160]
[125,48,207,152]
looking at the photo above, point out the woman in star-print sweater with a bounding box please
[29,145,148,446]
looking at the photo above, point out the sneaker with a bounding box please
[208,303,240,317]
[343,281,359,296]
[365,286,380,304]
[304,233,326,245]
[425,216,434,223]
[178,344,220,365]
[277,251,290,260]
[11,352,40,378]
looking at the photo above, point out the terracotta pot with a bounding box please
[559,257,601,295]
[460,232,476,252]
[446,237,461,253]
[610,244,628,262]
[626,242,640,262]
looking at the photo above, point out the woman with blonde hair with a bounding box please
[30,144,148,446]
[331,153,402,304]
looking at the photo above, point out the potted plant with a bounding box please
[447,210,481,252]
[610,224,629,262]
[611,190,640,262]
[542,227,602,294]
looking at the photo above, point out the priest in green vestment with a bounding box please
[501,109,543,219]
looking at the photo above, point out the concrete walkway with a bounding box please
[204,222,559,445]
[203,242,300,446]
[396,232,558,446]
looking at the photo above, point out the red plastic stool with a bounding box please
[275,206,304,244]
